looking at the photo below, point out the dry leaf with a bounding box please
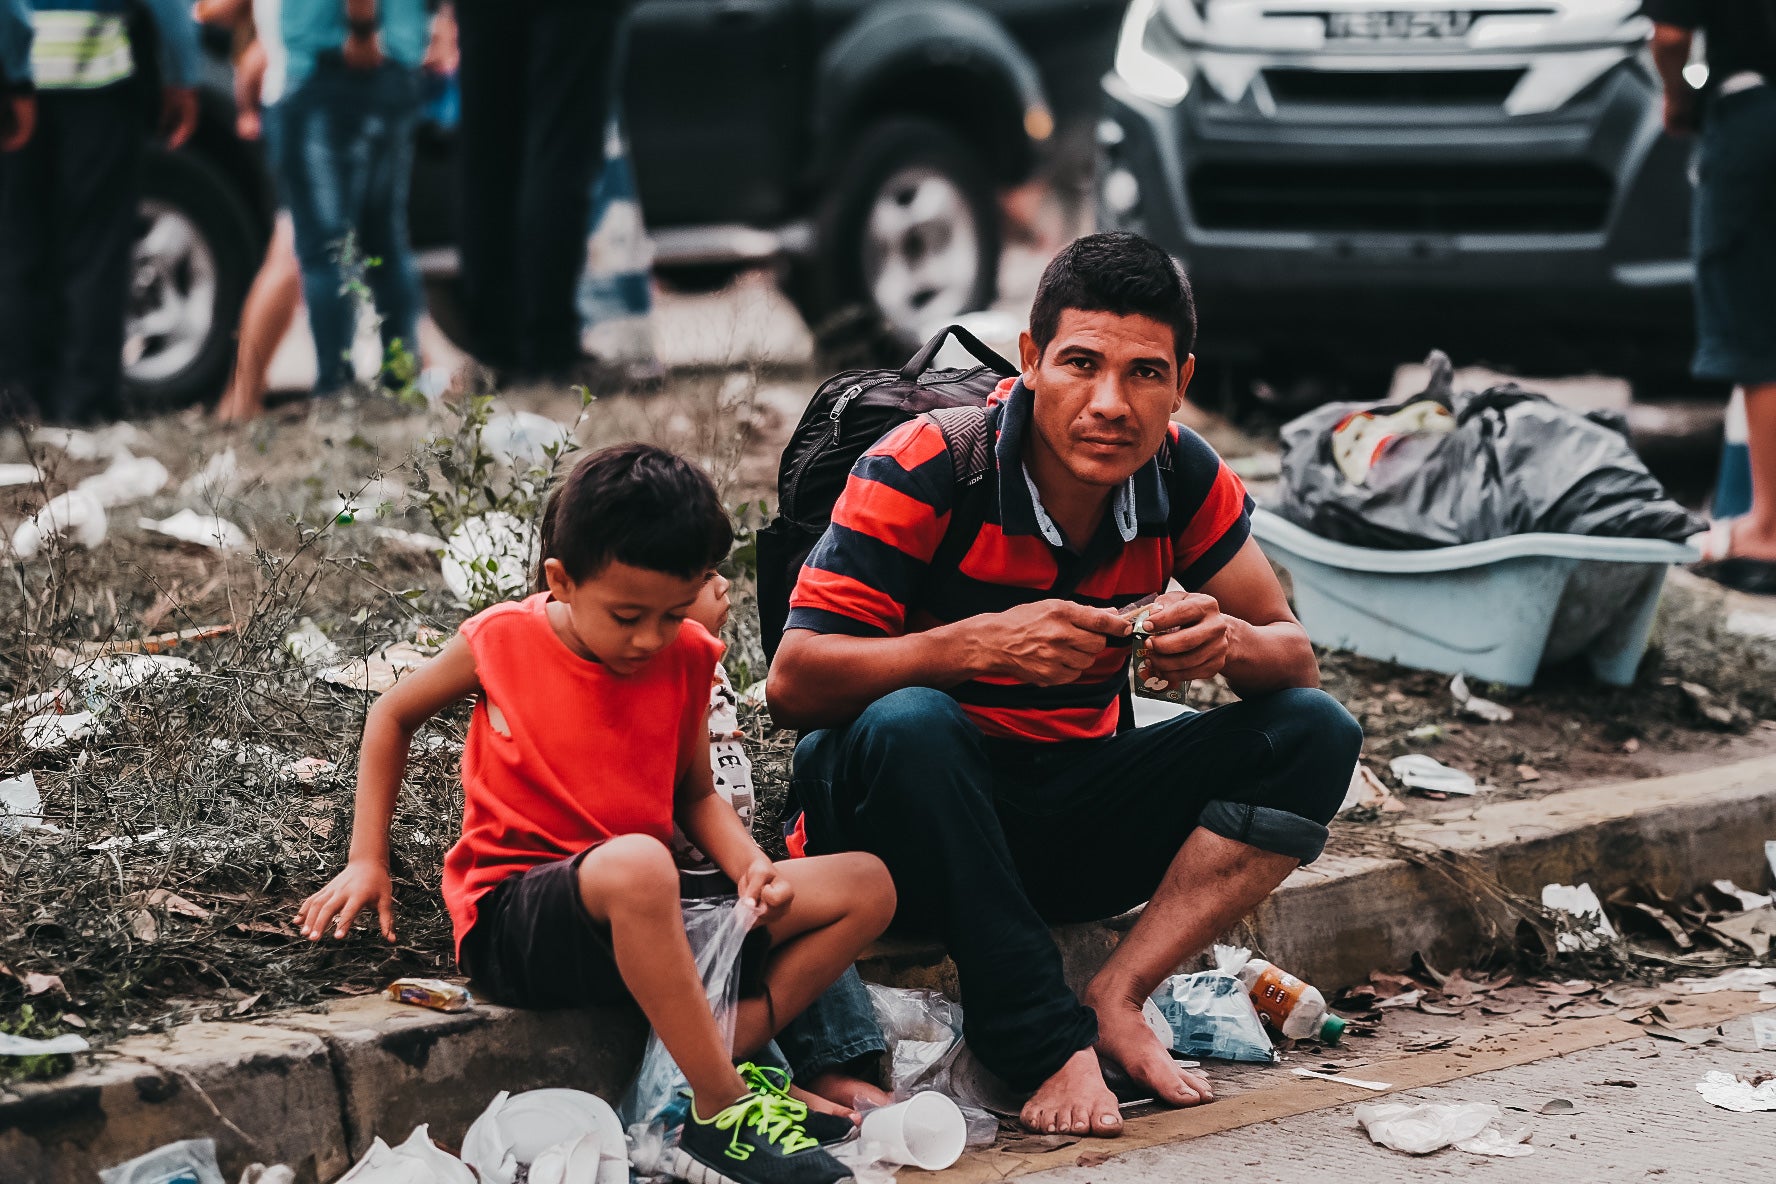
[299,815,336,840]
[138,889,211,920]
[1602,1079,1637,1088]
[1417,1001,1461,1016]
[60,1013,86,1028]
[129,910,160,942]
[231,992,264,1015]
[1076,1152,1113,1168]
[22,971,66,997]
[1516,764,1541,782]
[1377,990,1425,1009]
[998,1134,1081,1155]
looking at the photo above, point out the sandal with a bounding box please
[1690,518,1776,596]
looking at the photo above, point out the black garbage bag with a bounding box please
[1279,353,1705,549]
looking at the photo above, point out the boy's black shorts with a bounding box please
[459,846,770,1009]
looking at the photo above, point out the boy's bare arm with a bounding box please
[676,764,793,919]
[297,635,481,941]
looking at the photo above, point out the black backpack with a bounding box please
[755,324,1020,660]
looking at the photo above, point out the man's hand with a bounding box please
[296,859,397,941]
[1663,89,1699,136]
[1135,592,1234,688]
[1,94,34,152]
[161,86,198,149]
[971,599,1129,687]
[736,860,794,926]
[342,30,385,70]
[423,3,458,75]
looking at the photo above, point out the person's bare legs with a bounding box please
[1020,1047,1122,1137]
[217,215,300,423]
[1735,382,1776,559]
[1081,829,1299,1107]
[576,835,748,1111]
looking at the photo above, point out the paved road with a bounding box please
[1018,1012,1776,1184]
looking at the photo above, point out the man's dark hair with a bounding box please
[535,443,732,587]
[1028,231,1197,364]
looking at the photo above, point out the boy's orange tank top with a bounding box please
[443,592,723,955]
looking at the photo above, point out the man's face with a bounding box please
[1018,309,1194,489]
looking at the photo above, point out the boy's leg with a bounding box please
[576,834,747,1108]
[357,65,423,378]
[273,70,359,395]
[729,852,895,1058]
[46,82,139,423]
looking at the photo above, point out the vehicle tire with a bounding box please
[788,117,1001,348]
[124,149,261,414]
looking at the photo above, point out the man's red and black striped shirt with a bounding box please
[785,379,1253,744]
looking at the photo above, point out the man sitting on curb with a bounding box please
[766,232,1362,1137]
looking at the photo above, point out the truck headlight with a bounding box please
[1115,0,1190,107]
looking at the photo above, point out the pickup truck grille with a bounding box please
[1262,68,1526,107]
[1188,160,1614,234]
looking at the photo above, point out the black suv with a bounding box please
[127,0,1122,410]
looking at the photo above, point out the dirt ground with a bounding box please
[2,368,1773,1076]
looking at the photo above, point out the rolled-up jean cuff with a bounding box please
[786,1035,890,1082]
[1198,800,1329,865]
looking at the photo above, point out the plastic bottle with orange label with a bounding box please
[1235,958,1347,1044]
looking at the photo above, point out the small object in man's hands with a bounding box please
[385,977,473,1012]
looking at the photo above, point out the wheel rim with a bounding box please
[124,199,218,385]
[862,165,981,334]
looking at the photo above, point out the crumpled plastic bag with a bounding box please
[620,896,760,1174]
[99,1138,225,1184]
[1148,945,1276,1063]
[1279,351,1703,549]
[865,981,1021,1126]
[1355,1101,1515,1155]
[338,1125,475,1184]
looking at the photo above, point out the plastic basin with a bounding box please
[1250,508,1698,687]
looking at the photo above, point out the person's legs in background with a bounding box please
[45,82,140,423]
[511,0,620,378]
[273,65,359,395]
[356,63,423,382]
[453,0,526,375]
[0,88,56,419]
[216,213,300,423]
[1740,381,1776,563]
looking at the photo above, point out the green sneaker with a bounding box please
[671,1087,854,1184]
[739,1063,857,1145]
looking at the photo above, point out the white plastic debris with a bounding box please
[99,1137,221,1184]
[22,710,97,752]
[1450,673,1513,723]
[441,512,537,608]
[12,489,108,558]
[1455,1126,1535,1157]
[0,1031,89,1056]
[238,1166,297,1184]
[181,448,242,501]
[1696,1071,1776,1113]
[0,772,47,833]
[527,1132,630,1184]
[68,653,196,693]
[1767,839,1776,885]
[373,526,446,553]
[320,642,434,695]
[279,757,338,784]
[1678,967,1776,994]
[1541,883,1619,952]
[284,619,342,666]
[87,828,169,851]
[0,463,43,487]
[1389,753,1479,796]
[1340,764,1403,814]
[33,422,140,462]
[1293,1068,1390,1091]
[461,1089,627,1184]
[1354,1101,1505,1155]
[76,454,169,507]
[338,1126,475,1184]
[1714,879,1775,911]
[481,411,572,472]
[138,509,250,552]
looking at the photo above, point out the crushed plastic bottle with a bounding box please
[1235,957,1346,1045]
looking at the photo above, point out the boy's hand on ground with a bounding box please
[297,859,396,942]
[736,860,794,926]
[1139,593,1233,685]
[973,600,1129,686]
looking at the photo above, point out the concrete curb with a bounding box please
[6,756,1775,1183]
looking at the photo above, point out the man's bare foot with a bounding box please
[1090,991,1213,1108]
[1019,1047,1122,1137]
[800,1069,890,1116]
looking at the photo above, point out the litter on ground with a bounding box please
[1695,1071,1776,1113]
[1541,883,1619,952]
[1354,1100,1519,1156]
[1450,673,1514,723]
[138,509,251,552]
[1388,754,1479,796]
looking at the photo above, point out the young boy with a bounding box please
[297,443,895,1184]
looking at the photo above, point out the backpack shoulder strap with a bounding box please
[922,405,994,580]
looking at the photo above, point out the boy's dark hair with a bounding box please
[535,443,733,587]
[1028,231,1197,364]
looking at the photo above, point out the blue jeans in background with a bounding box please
[270,58,422,395]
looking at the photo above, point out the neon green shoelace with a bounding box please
[709,1088,820,1157]
[739,1063,807,1115]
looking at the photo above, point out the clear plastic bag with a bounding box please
[1148,945,1277,1064]
[864,982,1020,1128]
[620,895,761,1174]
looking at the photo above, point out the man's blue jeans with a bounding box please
[270,59,423,395]
[780,686,1361,1092]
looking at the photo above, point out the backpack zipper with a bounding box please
[782,378,888,520]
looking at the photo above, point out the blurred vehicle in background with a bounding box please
[123,0,1123,411]
[1098,0,1714,412]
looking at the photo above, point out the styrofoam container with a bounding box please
[1251,508,1697,687]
